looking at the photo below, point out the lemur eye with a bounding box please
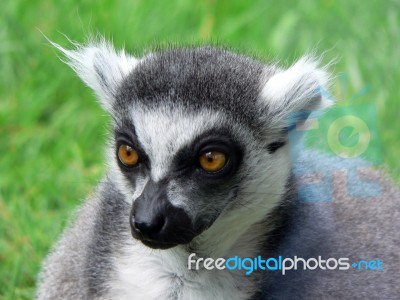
[118,144,139,167]
[199,151,227,173]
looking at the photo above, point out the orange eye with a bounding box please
[118,144,139,167]
[199,151,227,173]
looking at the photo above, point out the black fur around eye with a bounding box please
[267,141,286,153]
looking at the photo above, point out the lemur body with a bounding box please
[37,43,400,299]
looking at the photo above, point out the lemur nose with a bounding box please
[130,179,195,248]
[133,215,165,239]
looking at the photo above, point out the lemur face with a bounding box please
[112,49,267,249]
[54,41,330,249]
[113,106,247,249]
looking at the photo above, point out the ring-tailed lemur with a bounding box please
[37,40,400,300]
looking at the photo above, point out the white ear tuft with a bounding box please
[51,38,138,111]
[261,56,333,129]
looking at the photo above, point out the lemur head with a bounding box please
[55,40,330,250]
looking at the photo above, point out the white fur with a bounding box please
[107,106,226,208]
[260,56,332,128]
[51,40,138,111]
[106,106,292,300]
[109,242,255,300]
[132,107,224,183]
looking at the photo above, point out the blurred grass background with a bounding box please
[1,0,399,298]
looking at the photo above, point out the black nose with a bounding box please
[129,179,196,249]
[133,215,165,240]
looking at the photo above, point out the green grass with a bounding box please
[1,0,399,298]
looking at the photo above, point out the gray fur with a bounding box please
[37,41,400,300]
[260,151,400,299]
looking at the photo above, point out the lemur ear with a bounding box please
[52,39,138,112]
[260,57,333,131]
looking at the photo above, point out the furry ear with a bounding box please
[260,57,333,131]
[51,39,138,111]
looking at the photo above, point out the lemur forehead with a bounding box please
[115,46,270,126]
[129,106,229,181]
